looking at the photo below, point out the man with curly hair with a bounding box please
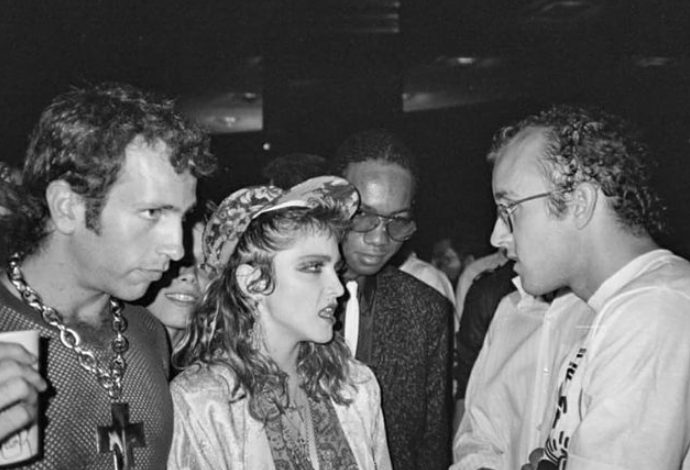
[0,82,214,468]
[487,105,690,469]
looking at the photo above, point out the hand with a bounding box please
[0,342,47,442]
[520,448,545,470]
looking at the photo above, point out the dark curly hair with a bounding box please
[9,82,215,256]
[488,105,666,237]
[175,205,356,424]
[332,128,419,195]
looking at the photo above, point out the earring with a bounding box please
[249,279,268,294]
[249,315,264,349]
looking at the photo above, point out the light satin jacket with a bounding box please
[168,360,392,470]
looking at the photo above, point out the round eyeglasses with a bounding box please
[350,209,417,242]
[496,192,552,232]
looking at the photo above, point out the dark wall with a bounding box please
[2,1,689,259]
[206,95,690,262]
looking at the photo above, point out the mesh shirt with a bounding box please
[0,281,173,469]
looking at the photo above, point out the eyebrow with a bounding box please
[359,204,412,217]
[298,253,340,264]
[493,190,517,202]
[141,200,197,214]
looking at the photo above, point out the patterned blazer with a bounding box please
[352,266,454,470]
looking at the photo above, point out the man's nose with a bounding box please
[363,220,389,245]
[489,217,511,249]
[158,220,185,261]
[177,265,198,284]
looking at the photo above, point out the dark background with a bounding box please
[2,0,690,258]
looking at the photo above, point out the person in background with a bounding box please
[261,152,329,189]
[454,249,509,324]
[0,82,214,467]
[431,237,468,288]
[140,203,212,353]
[453,260,516,426]
[168,176,391,469]
[487,104,690,469]
[334,129,453,470]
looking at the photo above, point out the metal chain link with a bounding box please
[7,254,129,400]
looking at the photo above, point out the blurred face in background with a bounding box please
[431,238,464,285]
[146,221,210,346]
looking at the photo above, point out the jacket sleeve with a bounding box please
[168,371,245,470]
[418,295,454,469]
[451,301,504,470]
[455,264,515,399]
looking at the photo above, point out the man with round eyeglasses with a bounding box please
[333,129,454,470]
[486,105,690,470]
[495,192,552,233]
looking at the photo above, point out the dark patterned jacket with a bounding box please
[350,266,453,470]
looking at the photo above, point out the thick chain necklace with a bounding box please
[7,253,129,400]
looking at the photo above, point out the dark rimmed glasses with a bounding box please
[350,209,417,242]
[496,192,552,232]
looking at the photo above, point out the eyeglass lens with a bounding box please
[497,207,513,232]
[352,212,416,241]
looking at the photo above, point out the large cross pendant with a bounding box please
[97,402,146,470]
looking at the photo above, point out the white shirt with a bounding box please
[399,252,456,306]
[452,279,595,470]
[343,280,360,354]
[542,249,690,470]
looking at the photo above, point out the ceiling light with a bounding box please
[634,56,674,68]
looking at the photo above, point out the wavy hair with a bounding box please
[10,81,215,256]
[175,204,355,423]
[488,105,666,237]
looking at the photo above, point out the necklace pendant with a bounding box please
[97,402,146,470]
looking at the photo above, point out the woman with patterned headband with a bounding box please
[168,176,392,470]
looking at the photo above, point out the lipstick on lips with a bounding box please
[164,290,198,305]
[317,303,338,323]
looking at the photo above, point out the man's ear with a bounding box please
[235,263,264,298]
[45,180,85,234]
[571,182,598,230]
